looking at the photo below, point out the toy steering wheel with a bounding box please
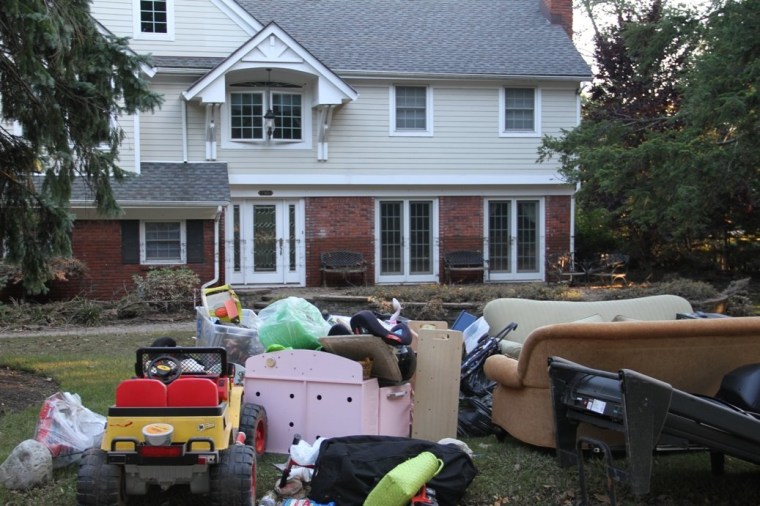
[146,355,182,384]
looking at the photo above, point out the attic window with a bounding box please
[140,1,167,33]
[134,0,174,40]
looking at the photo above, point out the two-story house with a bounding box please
[63,0,591,299]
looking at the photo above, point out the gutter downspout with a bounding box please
[202,205,224,290]
[570,182,579,253]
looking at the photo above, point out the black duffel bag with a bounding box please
[308,435,478,506]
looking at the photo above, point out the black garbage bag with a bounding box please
[457,394,495,437]
[309,435,478,506]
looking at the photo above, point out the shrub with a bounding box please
[131,267,200,313]
[67,298,104,326]
[0,257,89,297]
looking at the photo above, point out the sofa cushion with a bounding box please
[500,340,523,359]
[613,314,641,322]
[499,314,605,357]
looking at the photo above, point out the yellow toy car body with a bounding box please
[76,346,267,506]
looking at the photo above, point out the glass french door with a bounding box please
[485,199,543,281]
[376,199,438,283]
[227,200,304,285]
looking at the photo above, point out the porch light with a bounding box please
[264,109,275,139]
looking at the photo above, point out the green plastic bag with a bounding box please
[257,297,331,351]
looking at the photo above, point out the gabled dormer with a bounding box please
[182,22,357,161]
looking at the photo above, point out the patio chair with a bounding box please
[588,253,629,286]
[320,251,368,287]
[443,250,488,284]
[546,252,587,285]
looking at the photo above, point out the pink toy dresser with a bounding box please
[244,349,412,454]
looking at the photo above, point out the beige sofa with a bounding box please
[482,295,760,448]
[484,295,694,358]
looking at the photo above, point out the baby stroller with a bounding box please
[458,322,517,437]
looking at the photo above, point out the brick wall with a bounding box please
[440,196,485,282]
[305,197,375,286]
[47,219,218,300]
[545,195,573,258]
[440,196,484,250]
[304,195,572,285]
[540,0,573,38]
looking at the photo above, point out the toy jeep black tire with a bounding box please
[76,447,125,506]
[209,444,256,506]
[239,402,267,456]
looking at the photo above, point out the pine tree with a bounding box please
[0,0,162,294]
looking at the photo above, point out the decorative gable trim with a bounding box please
[182,22,357,105]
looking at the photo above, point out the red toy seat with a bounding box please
[115,379,167,407]
[216,377,229,401]
[167,378,219,407]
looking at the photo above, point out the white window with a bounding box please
[499,87,541,137]
[271,92,303,140]
[230,92,264,140]
[390,85,433,136]
[141,221,185,264]
[133,0,174,40]
[229,90,303,142]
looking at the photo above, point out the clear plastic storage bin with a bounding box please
[195,307,264,366]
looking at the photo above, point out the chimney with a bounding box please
[540,0,573,39]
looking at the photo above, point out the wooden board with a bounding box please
[411,328,463,441]
[406,320,448,352]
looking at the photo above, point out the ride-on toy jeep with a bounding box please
[76,346,267,506]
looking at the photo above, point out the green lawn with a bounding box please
[2,330,760,505]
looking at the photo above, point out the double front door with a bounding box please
[227,200,304,285]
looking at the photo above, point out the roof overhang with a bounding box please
[182,22,357,105]
[70,203,227,220]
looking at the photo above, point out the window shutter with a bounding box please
[121,220,140,264]
[187,220,204,264]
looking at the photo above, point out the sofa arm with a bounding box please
[484,354,521,388]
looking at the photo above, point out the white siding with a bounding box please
[139,76,197,161]
[115,112,137,172]
[216,80,579,178]
[137,74,579,188]
[91,0,251,57]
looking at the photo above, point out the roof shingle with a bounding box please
[234,0,591,78]
[69,162,230,205]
